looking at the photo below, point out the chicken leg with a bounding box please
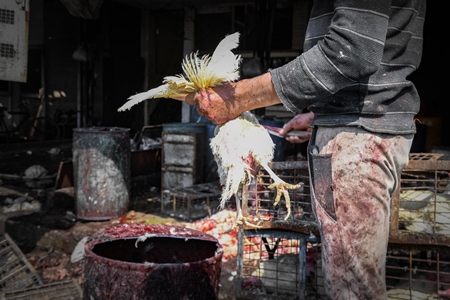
[260,162,303,220]
[225,184,263,232]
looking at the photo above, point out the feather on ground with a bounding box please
[118,32,302,229]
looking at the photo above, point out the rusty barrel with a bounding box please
[83,224,223,300]
[73,127,130,220]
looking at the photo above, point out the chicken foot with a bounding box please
[225,184,263,233]
[260,162,303,220]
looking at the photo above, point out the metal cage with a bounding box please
[0,234,42,292]
[161,182,222,221]
[244,161,318,234]
[390,153,450,246]
[386,244,450,299]
[236,229,325,300]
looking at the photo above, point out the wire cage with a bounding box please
[390,153,450,246]
[0,234,42,292]
[1,279,83,300]
[236,229,325,300]
[386,243,450,299]
[234,154,450,299]
[161,182,222,221]
[244,160,318,233]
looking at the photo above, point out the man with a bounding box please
[186,1,426,299]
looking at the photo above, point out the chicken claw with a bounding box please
[260,162,303,220]
[268,181,303,220]
[225,208,262,233]
[225,187,263,233]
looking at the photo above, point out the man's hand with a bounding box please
[279,112,314,143]
[185,84,242,125]
[185,73,282,125]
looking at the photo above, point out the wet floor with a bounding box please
[0,139,238,299]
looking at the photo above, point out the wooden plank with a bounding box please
[54,161,73,189]
[389,231,450,246]
[405,159,450,170]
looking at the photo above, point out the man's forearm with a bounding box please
[234,72,282,113]
[186,72,282,124]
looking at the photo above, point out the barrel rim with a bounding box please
[84,224,224,268]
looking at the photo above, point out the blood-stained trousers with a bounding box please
[308,126,413,300]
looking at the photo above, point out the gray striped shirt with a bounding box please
[270,0,426,134]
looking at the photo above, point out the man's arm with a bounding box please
[185,72,281,125]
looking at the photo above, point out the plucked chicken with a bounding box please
[118,32,302,228]
[211,111,302,228]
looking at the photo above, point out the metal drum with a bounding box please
[83,224,224,300]
[73,127,130,220]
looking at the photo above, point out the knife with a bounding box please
[262,125,310,138]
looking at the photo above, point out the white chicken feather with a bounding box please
[118,32,241,111]
[118,32,302,228]
[210,112,270,204]
[211,111,302,228]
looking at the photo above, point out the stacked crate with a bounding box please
[236,154,450,299]
[161,123,206,191]
[390,153,450,244]
[387,153,450,298]
[160,123,214,221]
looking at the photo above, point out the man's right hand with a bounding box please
[279,112,314,143]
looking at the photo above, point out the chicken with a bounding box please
[211,111,302,229]
[398,190,450,235]
[118,32,302,229]
[251,254,300,295]
[118,32,241,110]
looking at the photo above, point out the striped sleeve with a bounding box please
[270,0,392,113]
